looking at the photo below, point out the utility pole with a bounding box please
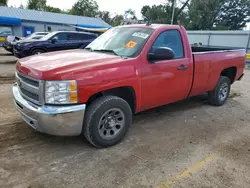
[171,0,176,25]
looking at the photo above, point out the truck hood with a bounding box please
[16,49,124,80]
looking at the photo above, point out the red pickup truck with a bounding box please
[13,24,246,148]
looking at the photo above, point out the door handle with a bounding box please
[178,65,188,70]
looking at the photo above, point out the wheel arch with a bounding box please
[30,47,47,55]
[220,66,237,84]
[86,86,137,113]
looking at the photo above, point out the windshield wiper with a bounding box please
[85,48,128,59]
[92,49,119,56]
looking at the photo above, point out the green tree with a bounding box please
[45,6,62,13]
[98,11,112,25]
[141,5,151,20]
[0,0,8,6]
[141,5,171,24]
[27,0,47,10]
[188,0,226,30]
[27,0,62,13]
[171,0,190,24]
[141,0,190,25]
[70,0,99,17]
[217,0,250,30]
[110,14,124,26]
[124,9,137,20]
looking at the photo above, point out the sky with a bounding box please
[7,0,250,29]
[8,0,165,19]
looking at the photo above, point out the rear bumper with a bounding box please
[12,83,86,136]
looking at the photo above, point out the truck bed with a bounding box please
[189,46,246,97]
[191,45,244,54]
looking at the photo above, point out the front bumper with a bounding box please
[12,83,86,136]
[13,49,24,58]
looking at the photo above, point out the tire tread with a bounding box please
[208,76,231,106]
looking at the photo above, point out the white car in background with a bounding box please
[25,32,49,40]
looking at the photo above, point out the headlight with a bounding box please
[45,80,78,104]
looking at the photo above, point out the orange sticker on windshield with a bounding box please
[125,40,137,48]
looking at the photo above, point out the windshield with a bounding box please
[40,32,56,40]
[25,33,36,39]
[86,27,154,58]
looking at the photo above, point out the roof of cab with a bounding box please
[119,24,182,30]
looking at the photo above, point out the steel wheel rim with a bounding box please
[35,52,41,55]
[219,83,229,101]
[98,108,125,140]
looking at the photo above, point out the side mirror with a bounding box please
[51,38,57,43]
[147,47,175,62]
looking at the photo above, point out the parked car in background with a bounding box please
[3,36,22,53]
[13,24,245,148]
[3,32,49,54]
[25,32,49,40]
[13,31,98,58]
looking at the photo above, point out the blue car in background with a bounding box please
[3,32,49,54]
[13,31,98,58]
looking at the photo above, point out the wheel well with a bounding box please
[221,67,237,84]
[87,87,136,113]
[31,48,46,54]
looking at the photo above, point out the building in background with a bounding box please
[0,6,110,44]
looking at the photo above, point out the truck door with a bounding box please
[49,33,68,51]
[141,29,192,110]
[67,33,82,49]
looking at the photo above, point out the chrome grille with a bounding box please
[15,72,42,105]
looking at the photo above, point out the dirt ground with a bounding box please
[0,48,17,83]
[0,48,17,64]
[1,60,250,188]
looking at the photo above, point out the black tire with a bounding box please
[83,96,132,148]
[208,76,231,106]
[31,49,45,55]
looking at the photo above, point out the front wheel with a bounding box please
[83,96,132,148]
[208,76,231,106]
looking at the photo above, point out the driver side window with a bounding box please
[52,33,68,41]
[150,30,184,59]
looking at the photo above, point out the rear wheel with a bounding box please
[208,76,231,106]
[83,96,132,148]
[31,49,45,55]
